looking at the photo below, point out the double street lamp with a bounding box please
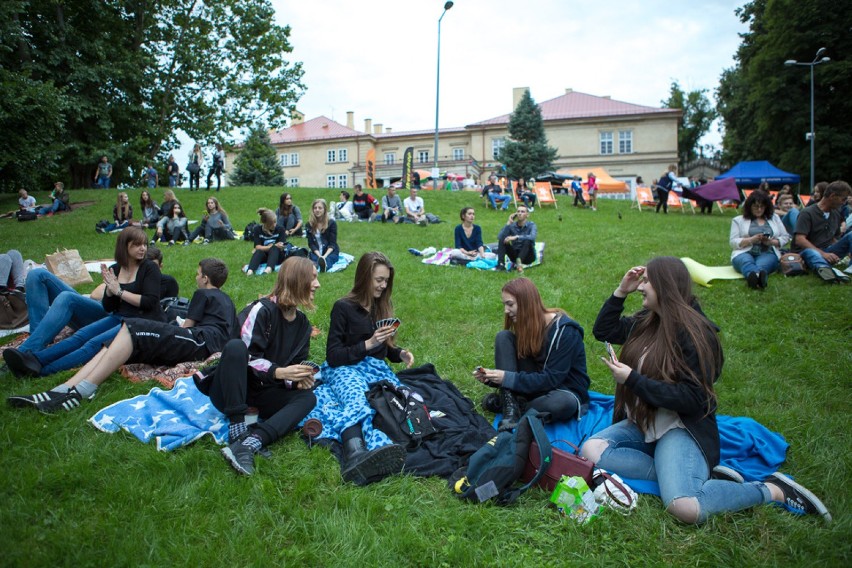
[785,47,830,193]
[433,1,454,179]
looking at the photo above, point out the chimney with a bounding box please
[346,111,354,129]
[602,95,611,99]
[364,118,372,134]
[565,88,573,95]
[385,127,392,133]
[513,87,529,110]
[374,123,383,134]
[290,110,304,125]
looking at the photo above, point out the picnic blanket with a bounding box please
[422,242,545,271]
[681,257,743,288]
[242,252,354,275]
[495,391,788,496]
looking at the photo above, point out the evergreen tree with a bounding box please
[231,127,284,186]
[661,81,717,170]
[500,90,557,181]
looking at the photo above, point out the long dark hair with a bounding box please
[345,252,394,323]
[742,190,774,220]
[616,257,721,432]
[278,192,293,216]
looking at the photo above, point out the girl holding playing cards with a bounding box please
[194,256,321,476]
[324,251,415,485]
[473,277,590,432]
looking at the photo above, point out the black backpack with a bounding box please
[367,380,438,449]
[160,296,190,323]
[243,222,258,241]
[448,410,551,505]
[16,210,37,222]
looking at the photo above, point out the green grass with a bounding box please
[0,186,849,567]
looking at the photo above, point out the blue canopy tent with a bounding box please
[716,161,800,186]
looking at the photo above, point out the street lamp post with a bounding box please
[433,1,454,181]
[785,47,830,193]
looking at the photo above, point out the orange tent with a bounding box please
[556,167,628,192]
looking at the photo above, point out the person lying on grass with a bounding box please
[194,256,320,476]
[582,257,831,525]
[473,277,589,432]
[8,258,237,414]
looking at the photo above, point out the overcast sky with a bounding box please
[271,0,748,147]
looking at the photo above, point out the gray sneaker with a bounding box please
[768,472,832,523]
[221,439,256,476]
[711,465,744,483]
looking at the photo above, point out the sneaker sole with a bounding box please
[342,444,405,486]
[7,393,45,408]
[769,472,832,523]
[711,465,745,484]
[221,446,253,476]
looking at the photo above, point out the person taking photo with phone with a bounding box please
[496,205,536,272]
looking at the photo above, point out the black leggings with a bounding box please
[203,339,316,447]
[497,238,535,266]
[656,189,670,213]
[248,247,283,272]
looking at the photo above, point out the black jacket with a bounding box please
[326,298,402,368]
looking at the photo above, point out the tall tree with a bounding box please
[661,81,717,169]
[716,0,852,186]
[230,126,284,186]
[0,0,304,190]
[500,90,557,181]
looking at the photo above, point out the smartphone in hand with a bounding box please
[605,342,618,363]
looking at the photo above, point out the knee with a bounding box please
[223,338,247,356]
[666,497,701,525]
[494,330,515,350]
[580,438,608,463]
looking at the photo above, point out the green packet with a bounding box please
[550,475,600,523]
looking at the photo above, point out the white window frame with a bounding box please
[280,154,289,167]
[452,148,464,161]
[618,130,633,154]
[327,150,337,163]
[288,177,299,187]
[289,153,299,166]
[491,138,505,160]
[326,175,337,188]
[418,150,429,164]
[384,153,395,165]
[338,149,348,162]
[337,174,348,188]
[600,131,614,155]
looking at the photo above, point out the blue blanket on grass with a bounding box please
[494,391,788,496]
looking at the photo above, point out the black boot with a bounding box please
[481,392,501,413]
[341,433,405,486]
[497,388,520,432]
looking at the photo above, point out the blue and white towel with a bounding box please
[242,252,354,275]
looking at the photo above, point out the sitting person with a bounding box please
[138,190,160,229]
[450,207,496,263]
[792,180,852,281]
[0,249,26,293]
[403,187,428,225]
[351,185,378,222]
[775,193,799,237]
[37,181,70,217]
[153,201,190,246]
[189,197,235,244]
[729,190,789,289]
[474,277,589,432]
[516,178,538,211]
[18,189,36,214]
[247,208,286,276]
[496,205,537,272]
[484,175,511,210]
[100,192,133,233]
[381,187,403,224]
[195,256,320,476]
[9,259,236,414]
[275,192,303,238]
[306,199,339,273]
[324,252,414,485]
[332,190,355,222]
[582,257,831,525]
[5,227,165,382]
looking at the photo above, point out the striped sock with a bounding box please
[229,421,247,442]
[241,433,263,453]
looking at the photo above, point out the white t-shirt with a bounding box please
[19,196,36,211]
[403,196,424,215]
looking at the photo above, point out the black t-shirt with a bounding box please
[793,204,842,250]
[186,288,238,353]
[253,225,285,247]
[160,274,179,299]
[168,162,179,175]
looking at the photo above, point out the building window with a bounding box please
[619,130,633,154]
[289,153,299,166]
[600,131,613,155]
[288,178,299,187]
[491,138,505,160]
[338,149,348,162]
[280,154,289,167]
[384,153,395,165]
[418,150,429,164]
[337,174,348,188]
[326,175,337,188]
[452,148,464,161]
[327,150,336,163]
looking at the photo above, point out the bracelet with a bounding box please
[117,288,124,299]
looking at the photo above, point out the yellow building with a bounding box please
[246,87,681,190]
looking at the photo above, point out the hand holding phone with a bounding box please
[605,342,618,363]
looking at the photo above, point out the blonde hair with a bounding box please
[271,257,316,312]
[308,198,329,233]
[258,208,276,232]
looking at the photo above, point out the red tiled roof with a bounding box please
[269,116,362,144]
[469,90,679,127]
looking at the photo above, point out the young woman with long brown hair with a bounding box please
[196,257,320,476]
[474,277,589,431]
[581,257,830,524]
[275,192,303,238]
[101,192,133,233]
[324,252,414,485]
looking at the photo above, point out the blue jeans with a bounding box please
[104,220,129,232]
[800,232,852,269]
[32,315,122,376]
[169,175,178,188]
[591,420,770,523]
[26,269,87,330]
[38,200,67,215]
[20,291,106,352]
[310,251,339,270]
[731,251,779,277]
[489,194,511,210]
[97,175,111,189]
[781,209,799,236]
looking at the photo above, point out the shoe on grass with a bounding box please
[768,472,832,523]
[3,348,42,378]
[711,465,744,484]
[746,272,760,289]
[7,390,62,409]
[35,387,91,414]
[816,266,836,283]
[317,256,327,273]
[221,438,256,476]
[758,269,768,289]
